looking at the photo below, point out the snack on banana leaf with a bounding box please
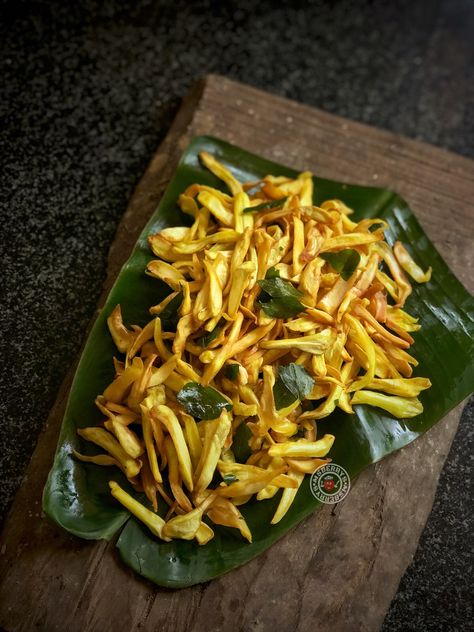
[75,152,432,545]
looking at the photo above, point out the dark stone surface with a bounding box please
[383,397,474,631]
[1,0,472,629]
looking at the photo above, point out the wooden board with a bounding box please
[1,75,473,632]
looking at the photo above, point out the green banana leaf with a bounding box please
[43,135,474,588]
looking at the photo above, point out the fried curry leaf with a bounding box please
[320,249,361,281]
[231,422,253,463]
[176,382,232,420]
[257,277,304,318]
[159,292,183,331]
[258,297,304,319]
[265,267,280,279]
[197,326,222,348]
[243,196,288,213]
[258,277,303,300]
[273,363,315,410]
[224,364,240,380]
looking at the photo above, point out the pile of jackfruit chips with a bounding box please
[74,152,432,545]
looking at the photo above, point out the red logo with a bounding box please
[310,464,350,505]
[323,478,335,491]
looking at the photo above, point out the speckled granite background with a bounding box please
[1,0,473,629]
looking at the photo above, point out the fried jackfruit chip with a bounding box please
[77,428,141,479]
[109,481,170,541]
[350,390,423,418]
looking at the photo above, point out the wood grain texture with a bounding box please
[0,75,472,632]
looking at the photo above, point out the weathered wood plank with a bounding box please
[0,74,472,632]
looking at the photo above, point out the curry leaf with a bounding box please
[159,292,183,331]
[224,364,240,380]
[176,382,232,420]
[257,277,305,318]
[257,297,304,318]
[197,326,222,348]
[273,363,315,410]
[258,277,303,299]
[265,267,280,279]
[243,196,288,213]
[232,422,253,463]
[320,249,361,281]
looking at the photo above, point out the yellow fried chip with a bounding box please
[268,434,334,458]
[154,405,194,491]
[109,481,169,540]
[207,497,252,542]
[194,411,232,493]
[271,471,304,524]
[77,427,141,479]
